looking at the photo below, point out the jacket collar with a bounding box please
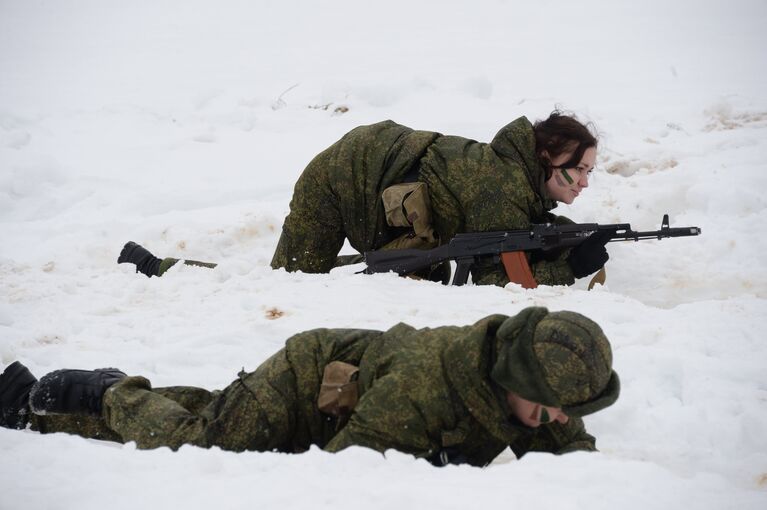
[443,315,523,444]
[489,116,558,211]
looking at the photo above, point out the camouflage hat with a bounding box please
[491,307,620,418]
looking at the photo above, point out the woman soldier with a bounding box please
[120,111,609,286]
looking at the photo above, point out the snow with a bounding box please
[1,0,766,508]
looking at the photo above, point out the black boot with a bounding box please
[0,361,38,429]
[29,368,127,416]
[118,241,162,277]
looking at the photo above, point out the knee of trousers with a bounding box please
[101,375,152,425]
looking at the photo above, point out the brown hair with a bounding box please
[534,110,598,180]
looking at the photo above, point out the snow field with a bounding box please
[1,0,766,508]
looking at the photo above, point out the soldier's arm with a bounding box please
[528,213,577,286]
[323,378,436,458]
[511,417,597,457]
[270,151,346,273]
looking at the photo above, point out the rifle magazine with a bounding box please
[500,252,538,289]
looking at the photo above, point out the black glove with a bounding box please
[567,230,612,278]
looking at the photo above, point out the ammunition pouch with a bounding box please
[381,182,438,250]
[317,361,360,423]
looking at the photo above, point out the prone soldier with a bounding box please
[0,307,619,466]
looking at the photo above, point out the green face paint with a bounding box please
[560,168,575,185]
[539,408,550,423]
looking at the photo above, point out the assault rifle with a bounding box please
[363,214,701,288]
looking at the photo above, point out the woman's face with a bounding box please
[543,146,597,205]
[506,391,569,427]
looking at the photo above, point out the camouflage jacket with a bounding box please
[417,117,575,286]
[285,315,596,466]
[320,118,575,286]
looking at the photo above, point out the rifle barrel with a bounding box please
[609,226,701,242]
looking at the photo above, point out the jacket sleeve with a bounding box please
[529,212,576,286]
[323,376,437,458]
[270,144,349,273]
[511,417,597,457]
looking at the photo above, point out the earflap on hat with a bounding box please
[491,307,561,408]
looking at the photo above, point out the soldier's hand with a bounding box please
[567,230,612,278]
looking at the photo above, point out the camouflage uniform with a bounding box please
[29,308,619,466]
[271,117,576,286]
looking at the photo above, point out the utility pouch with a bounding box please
[381,182,438,249]
[317,361,360,418]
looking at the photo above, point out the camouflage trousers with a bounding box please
[157,258,217,277]
[30,351,332,452]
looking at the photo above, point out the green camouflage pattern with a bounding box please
[27,382,216,443]
[157,258,217,276]
[30,412,121,442]
[271,118,575,286]
[324,315,597,464]
[534,311,614,407]
[491,308,620,418]
[28,310,606,466]
[419,117,574,286]
[271,121,439,273]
